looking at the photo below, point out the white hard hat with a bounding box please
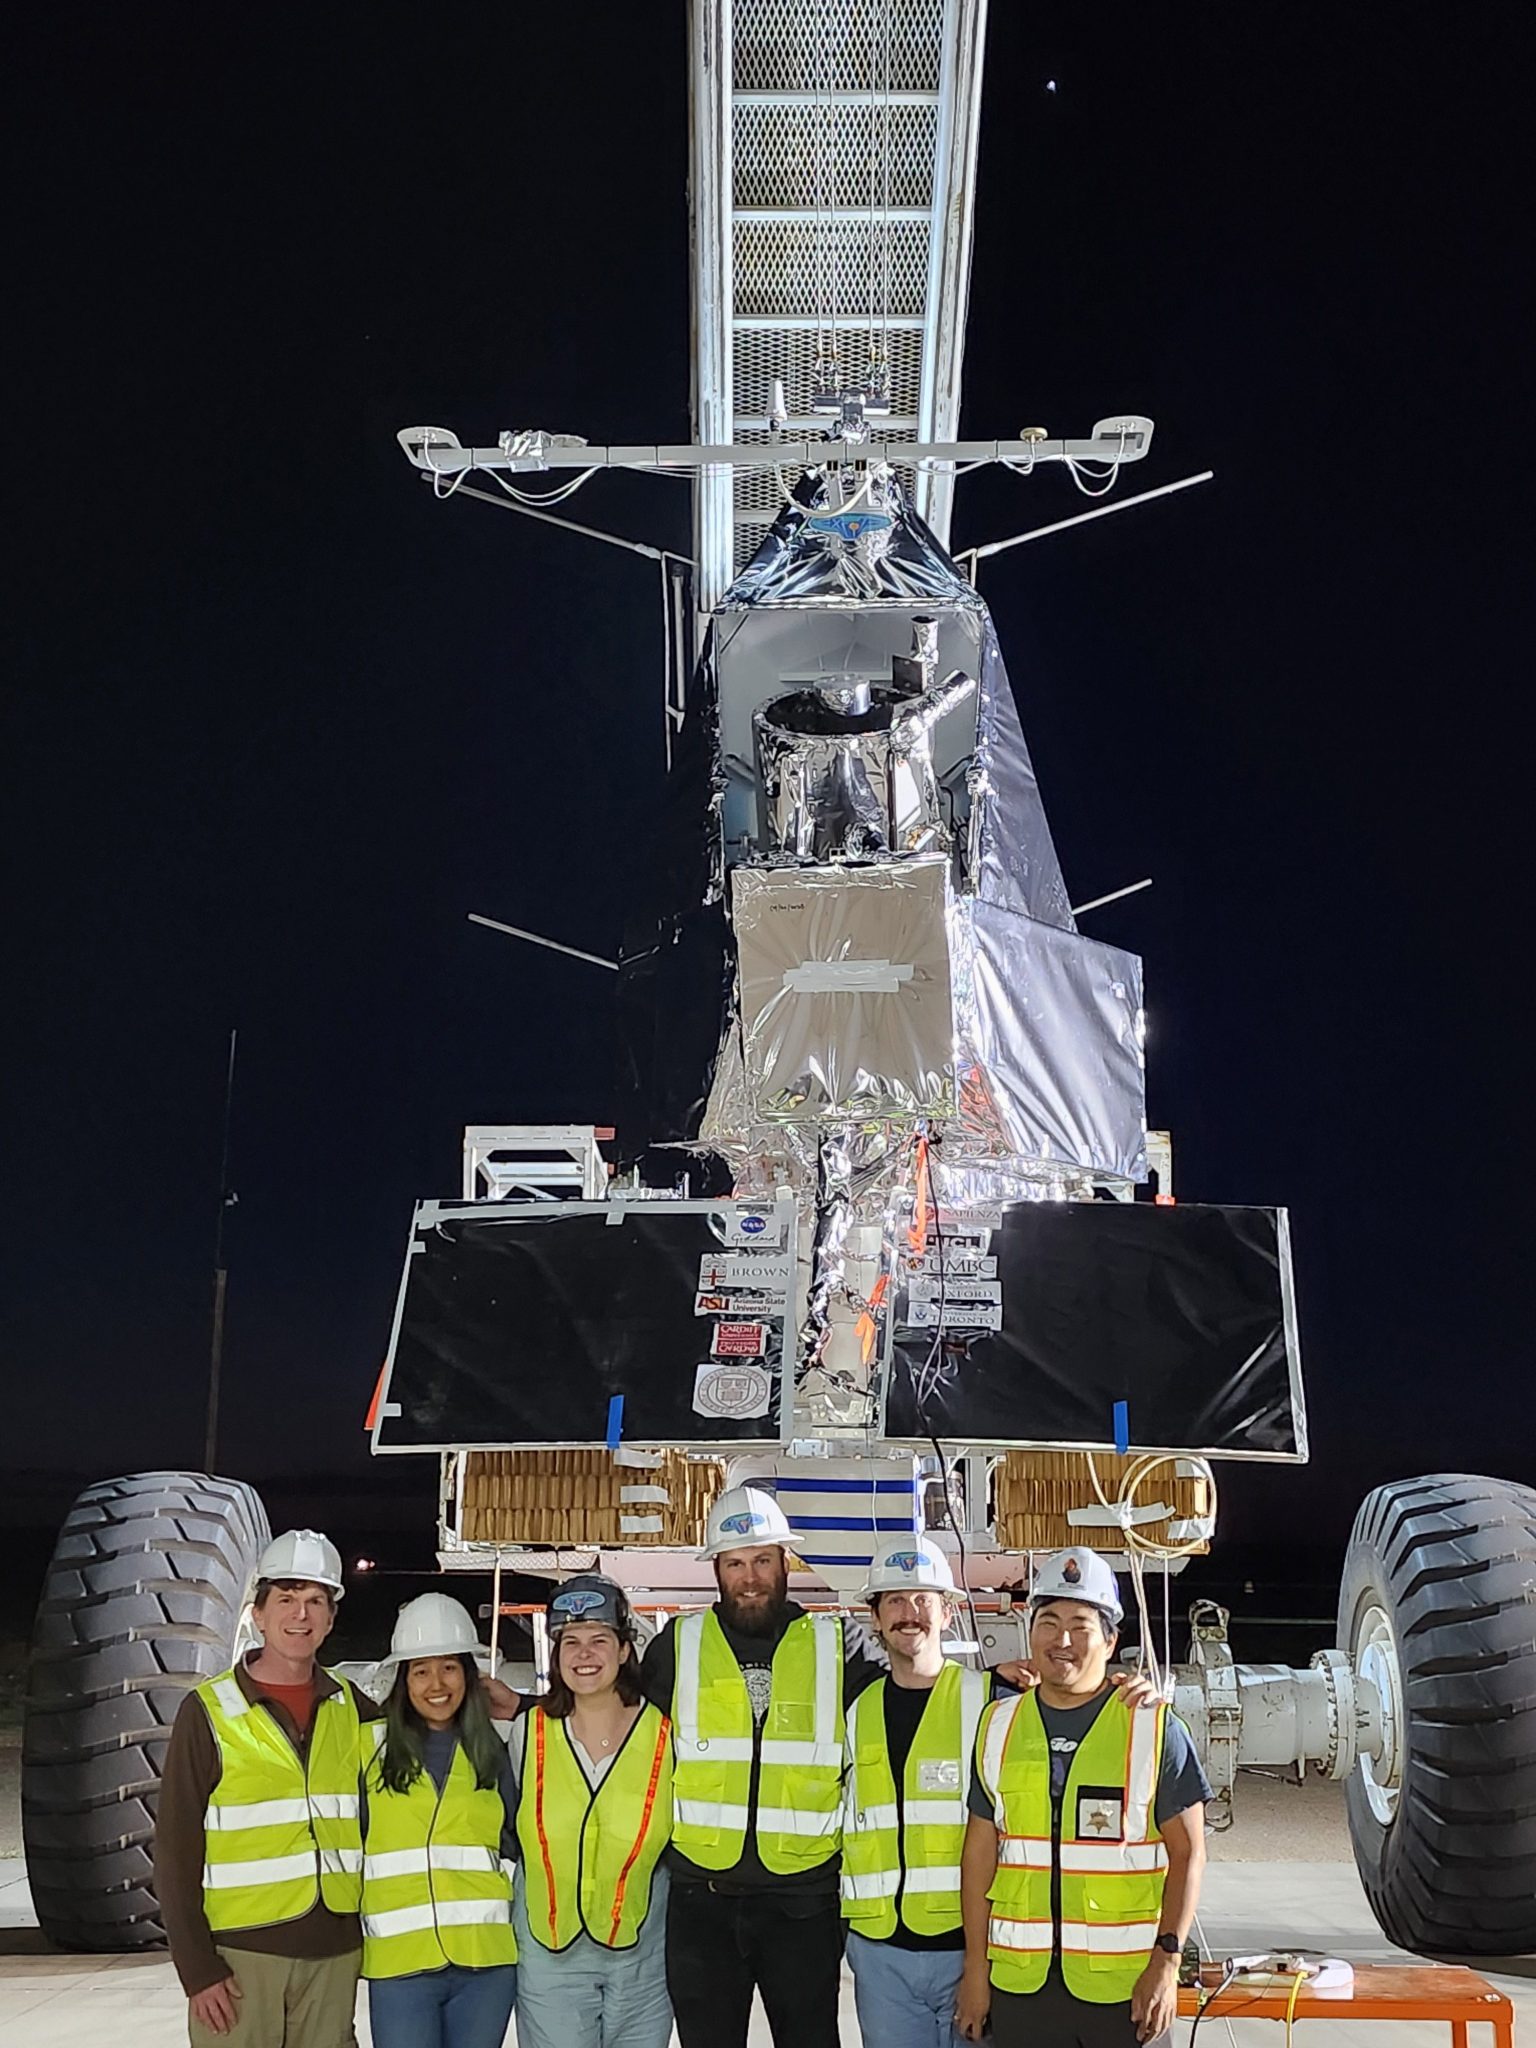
[256,1529,345,1598]
[374,1593,490,1686]
[1031,1546,1124,1625]
[863,1534,957,1601]
[699,1484,805,1561]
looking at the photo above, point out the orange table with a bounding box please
[1178,1965,1513,2048]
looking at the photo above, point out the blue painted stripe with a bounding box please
[774,1477,916,1494]
[606,1395,624,1450]
[789,1515,918,1532]
[798,1553,878,1568]
[1112,1400,1129,1455]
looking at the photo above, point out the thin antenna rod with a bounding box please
[1069,878,1154,917]
[467,913,619,972]
[205,1028,237,1473]
[964,470,1215,575]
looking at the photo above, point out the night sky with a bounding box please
[7,7,1531,1556]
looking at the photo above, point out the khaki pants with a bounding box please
[189,1946,361,2048]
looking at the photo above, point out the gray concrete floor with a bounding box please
[2,1771,1531,2045]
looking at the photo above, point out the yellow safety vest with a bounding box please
[670,1609,844,1875]
[360,1724,516,1978]
[514,1704,672,1952]
[841,1662,988,1939]
[198,1669,363,1931]
[976,1689,1167,2002]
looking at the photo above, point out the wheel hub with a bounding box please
[1355,1601,1404,1824]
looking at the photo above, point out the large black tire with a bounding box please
[1339,1472,1536,1956]
[22,1471,270,1950]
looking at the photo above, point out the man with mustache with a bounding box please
[957,1548,1211,2048]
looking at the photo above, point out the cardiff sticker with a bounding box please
[711,1321,768,1358]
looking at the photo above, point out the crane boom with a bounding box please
[690,0,988,609]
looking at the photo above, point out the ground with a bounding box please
[6,1758,1534,2045]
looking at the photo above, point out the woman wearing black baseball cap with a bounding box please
[509,1575,675,2047]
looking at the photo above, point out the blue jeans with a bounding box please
[513,1868,672,2048]
[846,1931,966,2048]
[368,1962,517,2048]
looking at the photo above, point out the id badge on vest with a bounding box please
[1075,1784,1125,1841]
[918,1758,961,1793]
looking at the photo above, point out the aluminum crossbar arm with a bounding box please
[399,419,1154,478]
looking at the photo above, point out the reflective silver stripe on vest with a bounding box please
[990,1913,1159,1955]
[759,1739,842,1768]
[204,1797,313,1831]
[318,1848,363,1875]
[988,1913,1055,1951]
[1123,1704,1162,1842]
[674,1798,752,1830]
[900,1865,962,1893]
[211,1678,249,1720]
[673,1611,707,1752]
[812,1614,838,1750]
[756,1804,842,1836]
[363,1846,500,1882]
[307,1793,360,1822]
[852,1801,898,1832]
[979,1693,1021,1828]
[997,1836,1053,1867]
[902,1798,968,1829]
[1061,1841,1166,1874]
[204,1851,318,1889]
[842,1864,962,1898]
[363,1900,511,1940]
[842,1868,901,1900]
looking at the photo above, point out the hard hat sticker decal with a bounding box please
[552,1588,608,1617]
[694,1363,773,1421]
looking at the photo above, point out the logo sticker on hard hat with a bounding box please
[885,1551,924,1574]
[694,1362,772,1420]
[552,1588,607,1618]
[1063,1556,1082,1585]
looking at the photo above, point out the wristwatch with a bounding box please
[1153,1933,1181,1956]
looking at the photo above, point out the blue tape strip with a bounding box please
[606,1395,624,1450]
[1113,1400,1129,1455]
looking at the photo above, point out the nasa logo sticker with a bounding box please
[740,1213,766,1236]
[693,1361,772,1421]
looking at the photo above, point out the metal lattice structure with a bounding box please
[692,0,988,606]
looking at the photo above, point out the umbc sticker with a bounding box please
[692,1361,772,1421]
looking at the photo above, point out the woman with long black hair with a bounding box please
[511,1574,673,2048]
[361,1593,519,2048]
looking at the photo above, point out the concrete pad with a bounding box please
[1,1853,1533,2047]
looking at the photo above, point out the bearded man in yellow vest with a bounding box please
[638,1485,891,2048]
[156,1530,376,2048]
[957,1549,1210,2048]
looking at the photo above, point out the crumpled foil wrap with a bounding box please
[754,668,977,863]
[731,859,956,1125]
[949,896,1147,1183]
[723,480,987,609]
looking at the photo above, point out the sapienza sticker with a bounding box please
[692,1361,772,1421]
[711,1321,768,1358]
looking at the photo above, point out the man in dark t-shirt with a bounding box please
[958,1549,1211,2048]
